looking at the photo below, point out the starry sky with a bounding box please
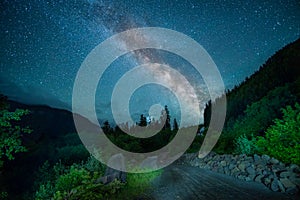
[0,0,299,124]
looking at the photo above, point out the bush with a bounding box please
[114,168,162,199]
[0,97,31,168]
[54,166,90,193]
[34,158,162,200]
[256,103,300,164]
[234,134,257,155]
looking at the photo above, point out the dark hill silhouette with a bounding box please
[204,38,300,127]
[203,38,300,153]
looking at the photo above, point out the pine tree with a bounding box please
[139,114,147,127]
[173,118,179,131]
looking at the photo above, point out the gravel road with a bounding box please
[145,165,297,200]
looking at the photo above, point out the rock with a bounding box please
[228,163,235,170]
[245,177,251,182]
[272,165,285,173]
[289,177,300,187]
[207,161,212,166]
[262,170,269,175]
[278,180,285,192]
[231,167,240,177]
[254,174,263,183]
[248,174,256,180]
[262,155,270,162]
[270,178,279,192]
[262,176,272,186]
[220,160,227,167]
[246,166,256,175]
[285,187,298,195]
[279,171,293,178]
[289,164,300,173]
[224,167,230,175]
[270,157,279,165]
[256,164,265,172]
[245,157,254,163]
[98,153,126,184]
[238,163,246,171]
[253,154,260,163]
[237,175,245,180]
[280,178,296,189]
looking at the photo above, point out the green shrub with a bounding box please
[35,181,55,200]
[54,166,90,193]
[256,103,300,164]
[0,101,31,168]
[114,168,162,199]
[234,134,257,155]
[0,191,8,200]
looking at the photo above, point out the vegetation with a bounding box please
[0,95,32,169]
[256,103,300,164]
[34,156,161,200]
[203,38,300,165]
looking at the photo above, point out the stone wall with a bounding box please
[178,152,300,195]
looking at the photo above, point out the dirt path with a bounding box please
[146,165,296,200]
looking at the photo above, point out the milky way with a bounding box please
[0,0,299,124]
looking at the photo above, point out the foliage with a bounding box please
[0,192,8,200]
[34,155,162,200]
[255,103,300,165]
[114,168,162,199]
[56,144,90,165]
[214,85,296,153]
[34,156,105,200]
[0,95,31,168]
[234,134,258,155]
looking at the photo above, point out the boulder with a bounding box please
[270,157,279,165]
[238,163,246,171]
[228,163,235,170]
[254,174,264,183]
[253,154,260,163]
[278,180,285,192]
[280,178,296,189]
[285,187,298,195]
[262,155,270,162]
[289,177,300,187]
[279,171,294,178]
[270,178,279,192]
[245,177,251,182]
[262,176,272,186]
[246,166,256,175]
[289,164,300,173]
[97,153,126,184]
[220,160,227,167]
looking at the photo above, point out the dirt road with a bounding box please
[147,165,296,200]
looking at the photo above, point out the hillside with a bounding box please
[203,38,300,156]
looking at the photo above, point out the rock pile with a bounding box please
[178,152,300,194]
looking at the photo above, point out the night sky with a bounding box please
[0,0,299,124]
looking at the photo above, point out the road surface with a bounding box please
[145,165,296,200]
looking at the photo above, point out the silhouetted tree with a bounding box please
[139,114,147,127]
[163,105,171,130]
[102,120,112,134]
[173,118,179,131]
